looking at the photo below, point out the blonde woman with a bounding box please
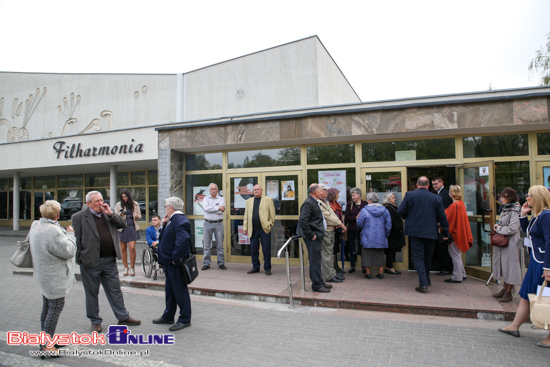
[444,185,473,283]
[499,185,550,348]
[29,200,76,357]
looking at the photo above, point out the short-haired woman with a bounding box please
[29,200,76,358]
[444,185,473,284]
[114,189,141,276]
[357,192,392,279]
[327,188,345,278]
[491,187,522,302]
[345,187,367,273]
[382,192,405,275]
[499,185,550,348]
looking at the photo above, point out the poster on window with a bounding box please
[318,170,347,211]
[238,225,250,244]
[194,220,204,248]
[193,187,209,215]
[266,180,279,200]
[281,180,295,200]
[544,167,550,189]
[234,178,255,208]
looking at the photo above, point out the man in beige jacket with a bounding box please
[318,185,347,283]
[243,185,276,275]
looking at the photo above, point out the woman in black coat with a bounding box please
[382,192,405,275]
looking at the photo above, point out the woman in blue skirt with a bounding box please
[498,185,550,348]
[114,189,141,276]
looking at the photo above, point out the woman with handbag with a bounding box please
[443,185,473,284]
[327,188,346,278]
[498,185,550,348]
[491,187,522,302]
[114,189,141,276]
[345,187,367,273]
[29,200,76,358]
[382,192,405,275]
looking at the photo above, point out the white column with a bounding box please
[13,172,20,231]
[110,165,117,209]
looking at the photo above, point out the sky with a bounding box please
[0,0,549,102]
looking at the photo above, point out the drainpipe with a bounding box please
[110,165,117,209]
[13,172,20,231]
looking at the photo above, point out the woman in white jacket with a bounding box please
[29,200,76,358]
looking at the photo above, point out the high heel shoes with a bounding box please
[39,345,61,359]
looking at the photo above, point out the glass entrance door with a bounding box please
[459,161,495,280]
[360,167,408,270]
[536,161,550,189]
[226,172,303,265]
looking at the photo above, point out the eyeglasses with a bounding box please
[526,194,533,198]
[164,205,171,208]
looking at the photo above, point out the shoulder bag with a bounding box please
[169,215,199,284]
[10,232,33,268]
[528,280,550,330]
[490,232,509,248]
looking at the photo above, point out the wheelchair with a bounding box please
[142,247,163,280]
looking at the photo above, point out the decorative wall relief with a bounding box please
[0,87,46,142]
[134,85,148,99]
[57,92,114,136]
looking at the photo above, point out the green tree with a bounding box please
[529,33,550,86]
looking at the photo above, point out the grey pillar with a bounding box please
[110,165,117,209]
[13,172,20,231]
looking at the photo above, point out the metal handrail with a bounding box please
[277,235,303,309]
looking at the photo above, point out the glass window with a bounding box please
[0,191,7,220]
[537,132,550,155]
[118,172,129,186]
[362,138,455,162]
[230,176,258,215]
[463,134,528,158]
[186,153,223,171]
[229,219,300,258]
[16,178,31,190]
[58,174,83,188]
[307,144,354,164]
[228,147,300,169]
[34,176,55,189]
[307,168,356,204]
[58,189,83,221]
[495,161,530,214]
[0,178,9,190]
[185,174,223,216]
[19,191,31,220]
[264,175,299,216]
[86,173,110,187]
[148,186,158,219]
[364,171,404,206]
[148,170,158,185]
[131,171,146,185]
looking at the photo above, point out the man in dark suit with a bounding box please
[153,197,192,331]
[298,184,330,293]
[432,176,453,276]
[398,177,449,293]
[72,191,141,332]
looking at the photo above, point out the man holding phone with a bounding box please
[72,191,141,332]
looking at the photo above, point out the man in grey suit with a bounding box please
[72,191,141,332]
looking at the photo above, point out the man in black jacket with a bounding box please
[432,176,453,276]
[298,184,330,293]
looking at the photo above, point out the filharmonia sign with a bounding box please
[53,140,144,159]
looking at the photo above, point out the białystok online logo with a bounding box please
[8,326,174,347]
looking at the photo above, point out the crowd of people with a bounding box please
[23,178,550,357]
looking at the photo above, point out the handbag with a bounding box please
[528,280,550,330]
[182,254,199,285]
[490,232,509,248]
[10,237,33,268]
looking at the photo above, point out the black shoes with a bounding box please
[169,322,191,331]
[362,267,367,274]
[201,265,210,271]
[265,270,272,276]
[445,279,462,283]
[323,283,333,289]
[376,273,384,279]
[365,274,371,279]
[153,317,174,324]
[384,269,401,275]
[415,286,428,293]
[437,270,452,276]
[219,264,227,270]
[327,277,343,283]
[247,269,260,274]
[336,273,345,280]
[498,328,520,337]
[348,268,355,274]
[313,287,331,293]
